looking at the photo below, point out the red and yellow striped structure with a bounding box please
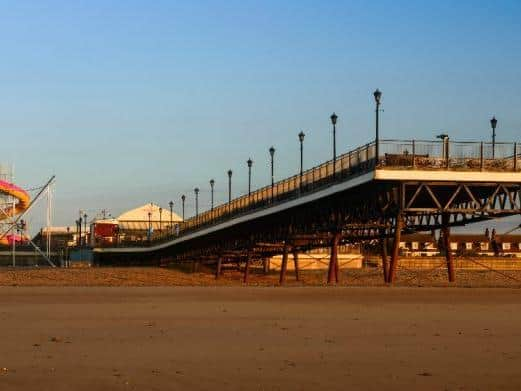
[0,180,30,246]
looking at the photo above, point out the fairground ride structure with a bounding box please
[0,179,30,245]
[0,175,56,267]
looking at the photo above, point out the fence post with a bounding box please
[480,142,484,171]
[412,140,416,169]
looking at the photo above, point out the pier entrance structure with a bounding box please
[93,139,521,284]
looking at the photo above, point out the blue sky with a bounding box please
[1,0,520,230]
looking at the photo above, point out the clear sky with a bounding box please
[1,0,520,230]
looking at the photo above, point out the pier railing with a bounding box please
[379,140,519,171]
[97,139,520,248]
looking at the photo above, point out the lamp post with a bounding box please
[168,201,173,234]
[269,146,275,200]
[227,170,232,204]
[20,219,26,244]
[298,131,305,188]
[210,179,215,210]
[181,195,186,221]
[436,133,450,167]
[83,213,87,247]
[194,188,199,217]
[373,89,382,163]
[147,211,152,243]
[159,207,163,237]
[490,116,498,159]
[330,113,337,176]
[247,158,253,196]
[77,217,82,247]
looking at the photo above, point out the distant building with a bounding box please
[447,234,490,255]
[33,226,82,250]
[494,235,521,257]
[92,203,183,246]
[399,230,521,258]
[400,233,437,256]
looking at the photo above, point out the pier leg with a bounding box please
[243,253,251,283]
[442,214,455,282]
[334,243,340,284]
[215,257,222,279]
[380,237,389,283]
[328,233,341,284]
[293,251,300,281]
[279,245,289,285]
[388,216,403,284]
[263,258,270,274]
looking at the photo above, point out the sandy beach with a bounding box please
[1,285,521,390]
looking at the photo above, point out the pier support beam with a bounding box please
[380,236,389,283]
[279,244,289,285]
[215,256,223,279]
[442,214,455,282]
[243,253,251,283]
[293,251,300,281]
[262,258,270,274]
[328,232,341,284]
[388,216,403,284]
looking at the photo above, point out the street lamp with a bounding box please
[168,201,174,234]
[330,113,337,176]
[298,131,305,188]
[181,195,186,221]
[269,146,275,200]
[490,116,498,159]
[247,158,253,196]
[76,219,80,247]
[83,213,87,247]
[78,216,82,247]
[147,211,152,243]
[373,89,382,163]
[210,179,215,210]
[436,133,450,166]
[194,188,199,217]
[159,207,163,237]
[227,170,232,204]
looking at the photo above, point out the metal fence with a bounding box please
[98,139,520,247]
[379,140,519,171]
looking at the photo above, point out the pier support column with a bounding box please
[215,256,223,279]
[442,214,455,282]
[380,236,389,283]
[243,253,251,284]
[328,232,341,284]
[388,216,403,284]
[262,258,270,274]
[279,244,289,285]
[293,251,300,281]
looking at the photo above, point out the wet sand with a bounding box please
[1,286,521,390]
